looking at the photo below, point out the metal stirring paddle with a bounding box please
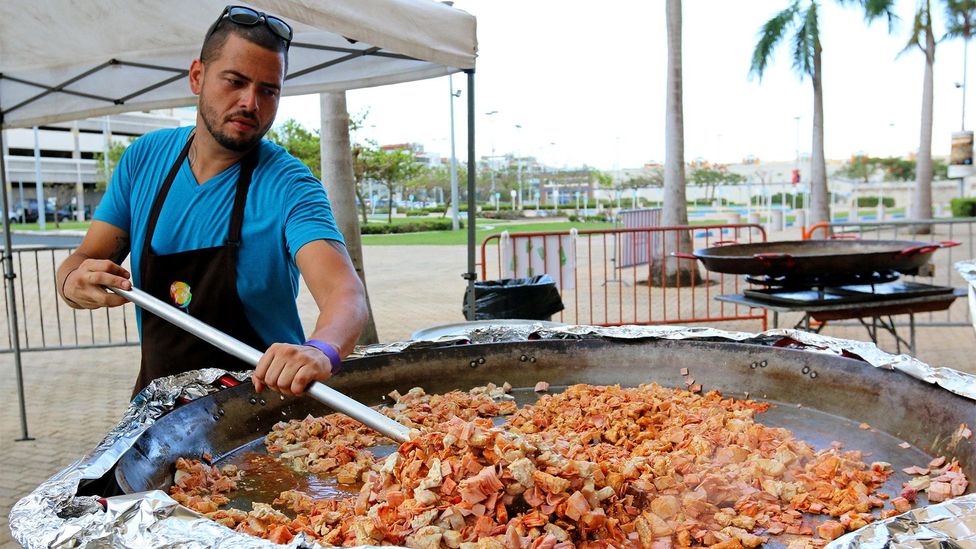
[109,285,412,443]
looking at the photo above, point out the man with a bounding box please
[57,6,367,398]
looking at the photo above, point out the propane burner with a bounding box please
[745,270,901,290]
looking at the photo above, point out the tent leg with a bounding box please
[0,129,32,441]
[464,70,476,320]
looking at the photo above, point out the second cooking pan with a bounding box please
[686,239,959,277]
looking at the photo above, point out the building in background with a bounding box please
[3,108,194,222]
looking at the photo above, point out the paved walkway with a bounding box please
[2,243,975,547]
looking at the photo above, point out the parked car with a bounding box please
[56,204,92,221]
[12,199,56,223]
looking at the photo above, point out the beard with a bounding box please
[199,97,271,152]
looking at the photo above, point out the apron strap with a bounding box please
[141,134,194,262]
[225,147,259,247]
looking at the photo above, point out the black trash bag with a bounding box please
[463,274,565,321]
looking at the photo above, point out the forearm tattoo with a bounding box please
[109,235,130,265]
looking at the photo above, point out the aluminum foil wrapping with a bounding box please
[957,259,976,284]
[11,325,975,548]
[828,493,976,549]
[956,259,976,336]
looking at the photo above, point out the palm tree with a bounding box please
[320,92,379,345]
[903,0,937,231]
[662,0,701,286]
[750,1,895,226]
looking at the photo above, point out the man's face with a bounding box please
[190,33,284,152]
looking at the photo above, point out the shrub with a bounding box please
[599,198,660,209]
[423,204,470,213]
[751,193,810,208]
[569,214,609,223]
[481,210,524,220]
[360,218,458,234]
[687,198,729,206]
[539,203,582,210]
[950,197,976,217]
[855,196,895,208]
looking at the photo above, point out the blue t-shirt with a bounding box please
[95,126,345,346]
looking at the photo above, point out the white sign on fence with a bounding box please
[500,230,576,289]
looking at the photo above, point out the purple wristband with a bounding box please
[303,339,342,375]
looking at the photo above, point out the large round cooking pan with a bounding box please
[114,338,976,496]
[685,239,960,277]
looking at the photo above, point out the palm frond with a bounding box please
[899,1,928,56]
[837,0,898,31]
[750,1,801,79]
[863,0,898,30]
[943,0,976,40]
[792,6,814,76]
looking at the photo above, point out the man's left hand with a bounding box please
[252,343,333,396]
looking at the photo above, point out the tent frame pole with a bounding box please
[464,70,476,320]
[0,126,33,441]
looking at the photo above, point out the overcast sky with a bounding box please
[275,0,973,171]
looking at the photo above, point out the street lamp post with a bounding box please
[962,38,969,132]
[793,115,801,209]
[486,111,498,208]
[448,75,462,231]
[515,123,523,210]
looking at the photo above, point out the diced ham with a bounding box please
[167,382,970,549]
[890,497,912,514]
[927,481,952,502]
[564,491,591,521]
[459,466,505,504]
[816,520,846,541]
[902,466,930,475]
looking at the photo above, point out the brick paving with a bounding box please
[2,241,975,547]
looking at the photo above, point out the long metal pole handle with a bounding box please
[110,286,412,443]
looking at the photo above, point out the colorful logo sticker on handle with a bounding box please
[170,281,192,310]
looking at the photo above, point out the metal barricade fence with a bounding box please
[1,245,139,353]
[617,208,663,269]
[480,224,769,329]
[803,217,976,327]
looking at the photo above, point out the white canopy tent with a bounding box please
[0,0,475,126]
[0,0,479,439]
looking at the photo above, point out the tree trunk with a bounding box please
[809,40,830,225]
[387,184,393,224]
[319,92,379,345]
[660,0,701,286]
[913,28,935,234]
[355,185,369,226]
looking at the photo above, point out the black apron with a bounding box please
[134,134,266,396]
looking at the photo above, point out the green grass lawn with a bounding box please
[361,220,614,246]
[7,221,92,231]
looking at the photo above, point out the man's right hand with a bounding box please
[62,259,132,309]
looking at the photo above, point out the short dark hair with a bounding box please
[200,17,289,72]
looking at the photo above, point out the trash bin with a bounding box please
[463,274,565,321]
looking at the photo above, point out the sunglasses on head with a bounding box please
[208,5,293,46]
